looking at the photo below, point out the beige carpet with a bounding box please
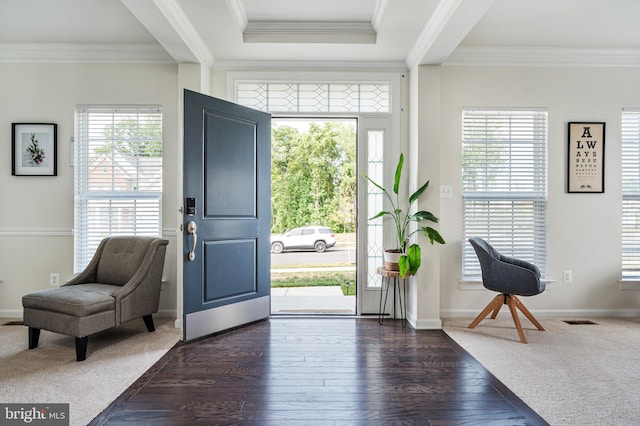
[444,316,640,426]
[0,317,180,426]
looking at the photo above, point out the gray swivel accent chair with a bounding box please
[22,236,169,361]
[468,237,545,343]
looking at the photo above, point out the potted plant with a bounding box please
[363,153,445,278]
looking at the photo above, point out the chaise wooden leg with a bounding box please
[142,314,155,332]
[28,327,40,349]
[468,295,503,329]
[75,336,88,362]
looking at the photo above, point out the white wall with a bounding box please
[3,61,640,321]
[436,65,640,317]
[0,62,179,317]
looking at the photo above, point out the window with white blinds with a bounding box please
[462,109,548,280]
[621,109,640,278]
[74,106,163,272]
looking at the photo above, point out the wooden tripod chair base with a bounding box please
[468,294,545,343]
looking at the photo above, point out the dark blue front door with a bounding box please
[183,89,271,341]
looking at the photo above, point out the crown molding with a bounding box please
[243,21,376,44]
[7,43,636,68]
[213,59,407,72]
[445,46,640,67]
[226,0,248,31]
[0,43,174,63]
[371,0,389,32]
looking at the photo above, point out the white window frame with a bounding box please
[621,108,640,279]
[461,108,548,281]
[74,105,163,272]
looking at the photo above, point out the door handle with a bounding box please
[187,221,197,261]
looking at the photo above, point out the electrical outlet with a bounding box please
[50,273,60,286]
[440,185,453,198]
[562,270,572,283]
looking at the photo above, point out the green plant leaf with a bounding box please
[362,173,386,193]
[398,255,410,278]
[393,153,404,195]
[368,210,391,220]
[363,153,446,265]
[409,180,430,205]
[407,243,421,276]
[412,210,439,223]
[422,227,446,244]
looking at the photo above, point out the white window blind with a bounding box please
[621,109,640,278]
[74,106,163,272]
[462,109,548,279]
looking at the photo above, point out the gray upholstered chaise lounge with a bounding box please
[22,236,169,361]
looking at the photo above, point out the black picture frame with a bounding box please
[567,121,605,193]
[11,123,57,176]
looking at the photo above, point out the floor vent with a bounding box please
[563,320,598,325]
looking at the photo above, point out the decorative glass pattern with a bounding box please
[367,130,384,288]
[236,82,390,113]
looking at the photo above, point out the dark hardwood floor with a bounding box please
[91,318,548,425]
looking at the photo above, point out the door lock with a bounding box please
[186,197,196,216]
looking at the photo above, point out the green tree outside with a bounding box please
[271,121,356,233]
[95,119,162,159]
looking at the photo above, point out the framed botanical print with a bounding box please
[12,123,57,176]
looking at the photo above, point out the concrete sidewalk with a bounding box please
[271,286,356,314]
[272,266,355,273]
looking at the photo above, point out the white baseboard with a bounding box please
[156,309,178,318]
[408,313,442,330]
[5,308,638,322]
[441,308,640,319]
[156,310,182,331]
[0,309,22,319]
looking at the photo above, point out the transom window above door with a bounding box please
[236,82,390,113]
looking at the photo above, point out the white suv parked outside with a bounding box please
[270,226,337,253]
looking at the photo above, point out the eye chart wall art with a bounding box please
[568,122,605,193]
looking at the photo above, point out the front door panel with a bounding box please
[183,89,271,341]
[203,239,256,301]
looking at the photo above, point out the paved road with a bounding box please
[271,246,357,266]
